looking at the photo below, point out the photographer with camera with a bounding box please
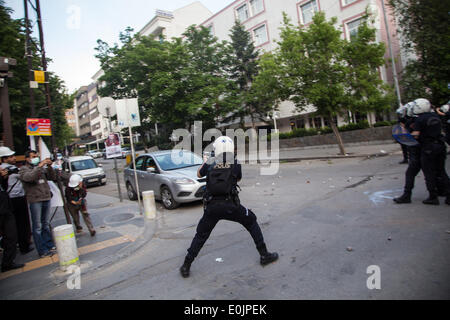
[19,150,57,258]
[0,147,33,255]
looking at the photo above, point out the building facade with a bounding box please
[74,86,91,139]
[200,0,404,132]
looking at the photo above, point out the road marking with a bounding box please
[0,235,135,281]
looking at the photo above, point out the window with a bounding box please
[236,4,249,21]
[145,157,157,171]
[347,18,362,40]
[250,0,264,16]
[253,24,268,46]
[300,0,318,25]
[343,0,357,5]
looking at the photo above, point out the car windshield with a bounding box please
[154,151,202,171]
[71,159,98,172]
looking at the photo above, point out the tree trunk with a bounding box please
[329,116,346,155]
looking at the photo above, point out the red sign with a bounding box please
[27,118,52,136]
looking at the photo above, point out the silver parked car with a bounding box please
[124,150,206,210]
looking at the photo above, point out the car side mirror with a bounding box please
[147,167,156,173]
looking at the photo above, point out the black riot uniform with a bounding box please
[394,117,422,203]
[397,115,409,164]
[414,112,450,205]
[180,152,278,278]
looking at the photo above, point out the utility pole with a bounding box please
[29,0,72,225]
[381,0,402,108]
[24,0,36,117]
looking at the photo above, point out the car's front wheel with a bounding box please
[161,186,180,210]
[126,182,138,201]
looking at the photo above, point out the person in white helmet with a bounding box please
[411,98,450,205]
[436,102,450,149]
[65,174,96,236]
[180,136,278,278]
[0,147,33,254]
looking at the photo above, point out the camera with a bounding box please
[6,167,19,175]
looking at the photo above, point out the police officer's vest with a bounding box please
[206,159,239,199]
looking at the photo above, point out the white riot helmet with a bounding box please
[68,174,83,188]
[213,136,234,156]
[440,104,449,113]
[405,102,417,117]
[396,105,408,118]
[412,98,431,115]
[0,146,15,158]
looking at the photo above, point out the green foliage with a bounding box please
[373,120,396,127]
[255,11,394,152]
[388,0,450,106]
[0,1,73,154]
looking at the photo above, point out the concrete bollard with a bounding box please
[142,190,156,220]
[53,224,80,271]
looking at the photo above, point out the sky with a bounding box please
[4,0,229,93]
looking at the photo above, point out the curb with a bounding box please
[50,214,157,284]
[254,152,392,164]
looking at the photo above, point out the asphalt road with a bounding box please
[47,154,449,300]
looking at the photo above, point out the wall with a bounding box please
[277,125,394,148]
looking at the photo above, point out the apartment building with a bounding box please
[74,86,91,139]
[200,0,404,132]
[65,107,77,133]
[89,1,213,140]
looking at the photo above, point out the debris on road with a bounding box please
[346,247,353,252]
[216,258,224,263]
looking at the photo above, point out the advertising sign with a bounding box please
[27,118,52,136]
[105,132,122,159]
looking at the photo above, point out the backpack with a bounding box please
[207,161,237,197]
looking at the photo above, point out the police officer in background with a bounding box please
[394,102,423,204]
[180,136,278,278]
[410,99,450,205]
[396,104,409,164]
[436,102,450,150]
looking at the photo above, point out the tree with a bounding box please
[96,25,234,138]
[388,0,450,106]
[0,1,73,153]
[254,12,393,155]
[226,21,270,129]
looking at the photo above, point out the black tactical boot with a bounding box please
[257,244,279,266]
[422,195,439,205]
[399,159,408,164]
[180,256,194,278]
[393,193,411,204]
[260,252,279,266]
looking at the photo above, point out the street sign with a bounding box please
[27,118,52,136]
[29,70,48,83]
[98,97,117,117]
[116,98,141,129]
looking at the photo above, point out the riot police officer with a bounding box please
[394,102,423,204]
[396,104,409,164]
[436,103,450,149]
[180,136,278,278]
[411,99,450,205]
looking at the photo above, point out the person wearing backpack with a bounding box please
[180,136,278,278]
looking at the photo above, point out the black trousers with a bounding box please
[421,142,450,197]
[404,146,422,194]
[186,200,266,261]
[10,196,32,252]
[401,143,409,161]
[0,212,18,268]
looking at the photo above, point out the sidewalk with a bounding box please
[0,191,154,298]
